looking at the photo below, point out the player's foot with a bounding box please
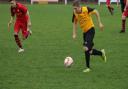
[101,49,107,62]
[18,48,24,53]
[110,8,114,15]
[83,68,91,73]
[120,30,125,33]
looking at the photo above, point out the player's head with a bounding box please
[9,0,16,7]
[73,0,80,7]
[73,0,81,14]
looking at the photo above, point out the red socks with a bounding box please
[122,20,126,31]
[14,35,22,48]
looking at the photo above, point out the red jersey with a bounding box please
[11,3,27,20]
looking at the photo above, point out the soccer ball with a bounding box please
[64,56,73,67]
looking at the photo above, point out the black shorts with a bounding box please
[83,27,95,50]
[120,0,125,13]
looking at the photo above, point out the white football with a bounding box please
[64,56,73,67]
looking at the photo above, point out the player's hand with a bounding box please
[124,7,127,11]
[8,22,12,31]
[99,23,104,31]
[27,21,32,34]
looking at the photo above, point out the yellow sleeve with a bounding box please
[89,10,97,15]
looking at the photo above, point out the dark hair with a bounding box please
[8,0,15,2]
[73,0,80,7]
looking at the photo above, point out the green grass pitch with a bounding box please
[0,3,128,89]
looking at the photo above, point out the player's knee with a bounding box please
[83,46,89,51]
[14,32,18,36]
[122,15,126,20]
[14,32,19,38]
[89,50,93,54]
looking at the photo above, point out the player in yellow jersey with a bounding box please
[72,0,106,73]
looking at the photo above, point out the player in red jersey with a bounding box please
[8,0,32,52]
[106,0,114,15]
[120,0,128,33]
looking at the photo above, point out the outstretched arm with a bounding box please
[90,9,104,31]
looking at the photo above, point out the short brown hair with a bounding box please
[73,0,80,7]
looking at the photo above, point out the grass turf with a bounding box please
[0,3,128,89]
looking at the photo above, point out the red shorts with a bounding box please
[106,0,110,6]
[14,15,29,37]
[123,8,128,17]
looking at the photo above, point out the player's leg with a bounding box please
[101,49,107,62]
[120,9,128,33]
[83,28,95,72]
[83,46,91,72]
[120,0,125,13]
[86,28,106,62]
[116,0,119,7]
[120,0,125,33]
[91,49,102,56]
[120,14,126,33]
[22,29,30,40]
[21,21,30,40]
[107,5,114,15]
[83,33,91,72]
[90,48,106,61]
[14,22,24,52]
[90,48,106,62]
[106,0,111,6]
[106,0,114,15]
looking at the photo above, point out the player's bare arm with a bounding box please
[27,11,31,27]
[72,13,77,39]
[124,0,128,11]
[8,16,14,30]
[26,11,32,34]
[73,21,77,39]
[91,9,104,31]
